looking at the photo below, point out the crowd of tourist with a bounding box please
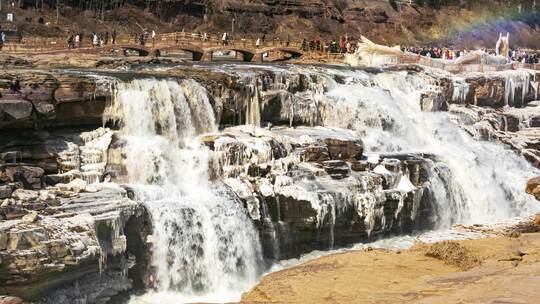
[511,50,540,64]
[402,45,540,64]
[63,29,540,66]
[67,31,118,48]
[401,46,467,60]
[301,37,358,54]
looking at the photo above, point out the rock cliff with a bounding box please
[1,63,539,302]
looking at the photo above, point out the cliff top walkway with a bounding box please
[0,32,309,62]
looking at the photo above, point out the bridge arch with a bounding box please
[156,44,205,61]
[99,44,152,57]
[203,47,256,62]
[257,47,304,62]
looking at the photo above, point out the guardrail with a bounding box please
[1,31,304,53]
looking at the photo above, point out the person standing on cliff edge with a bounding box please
[0,31,5,49]
[222,32,228,46]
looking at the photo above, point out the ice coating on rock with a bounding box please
[111,79,263,303]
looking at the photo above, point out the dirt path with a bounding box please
[242,233,540,303]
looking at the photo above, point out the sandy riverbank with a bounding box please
[242,219,540,304]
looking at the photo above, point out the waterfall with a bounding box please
[319,69,539,226]
[98,65,539,302]
[108,79,263,303]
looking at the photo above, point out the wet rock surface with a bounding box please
[527,177,540,201]
[0,64,539,302]
[449,103,540,168]
[206,126,437,259]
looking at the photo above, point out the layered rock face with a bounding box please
[1,63,539,302]
[206,126,436,259]
[417,68,540,169]
[0,70,112,129]
[0,127,151,302]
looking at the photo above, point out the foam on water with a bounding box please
[103,64,540,302]
[318,69,539,227]
[109,79,263,303]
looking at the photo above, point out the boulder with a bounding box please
[526,177,540,201]
[0,184,13,199]
[324,138,363,160]
[0,166,44,190]
[0,100,33,121]
[0,296,24,304]
[530,115,540,128]
[300,145,330,162]
[21,210,39,223]
[322,160,350,179]
[11,189,39,201]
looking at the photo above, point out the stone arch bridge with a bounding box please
[2,33,306,62]
[94,43,304,62]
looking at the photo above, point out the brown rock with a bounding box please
[350,160,369,172]
[22,211,39,223]
[0,206,29,220]
[324,138,363,161]
[0,99,33,121]
[322,160,349,179]
[0,296,24,304]
[530,115,540,128]
[526,177,540,201]
[0,166,44,190]
[300,145,330,162]
[0,184,12,199]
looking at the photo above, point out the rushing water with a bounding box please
[101,64,539,303]
[108,79,263,303]
[319,69,539,227]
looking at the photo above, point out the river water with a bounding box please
[102,64,539,303]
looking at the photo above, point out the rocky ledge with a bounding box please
[204,125,441,259]
[0,127,151,302]
[449,102,540,168]
[417,68,540,168]
[527,177,540,201]
[0,178,152,303]
[1,64,540,302]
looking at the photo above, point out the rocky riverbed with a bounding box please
[1,61,540,303]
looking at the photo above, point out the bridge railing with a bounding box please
[1,30,305,55]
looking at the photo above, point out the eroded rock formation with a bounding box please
[527,177,540,201]
[1,63,539,302]
[205,126,436,259]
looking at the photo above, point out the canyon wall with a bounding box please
[1,64,539,302]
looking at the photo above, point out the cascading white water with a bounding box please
[108,79,263,303]
[213,64,539,230]
[98,64,540,302]
[319,68,540,228]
